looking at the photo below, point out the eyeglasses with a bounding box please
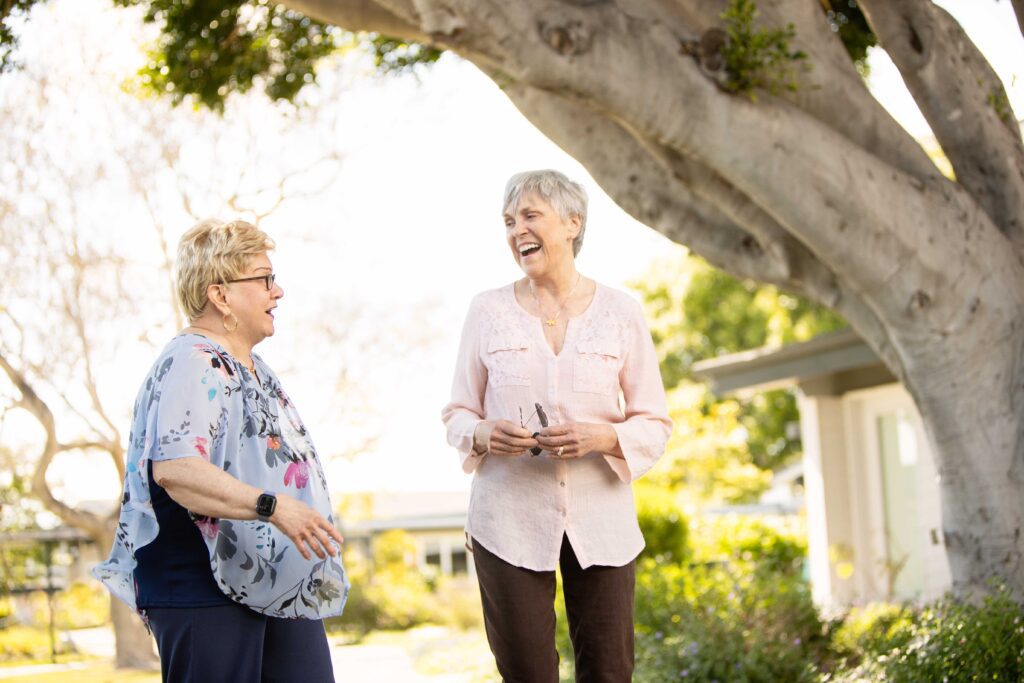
[520,402,548,456]
[226,273,276,291]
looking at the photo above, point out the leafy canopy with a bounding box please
[3,1,869,108]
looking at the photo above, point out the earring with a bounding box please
[222,312,239,332]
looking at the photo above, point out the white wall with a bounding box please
[800,383,951,607]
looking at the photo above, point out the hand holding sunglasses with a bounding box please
[521,403,556,457]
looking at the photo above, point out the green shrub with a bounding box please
[691,514,807,576]
[634,560,828,682]
[635,483,690,563]
[53,581,110,629]
[29,583,110,631]
[430,576,483,631]
[325,530,482,635]
[0,625,73,662]
[359,567,439,630]
[837,585,1024,682]
[557,511,822,682]
[832,602,914,665]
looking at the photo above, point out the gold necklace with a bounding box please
[529,273,582,327]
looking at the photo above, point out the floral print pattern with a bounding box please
[93,334,349,620]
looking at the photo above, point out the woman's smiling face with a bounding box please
[504,193,580,276]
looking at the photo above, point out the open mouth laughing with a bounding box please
[518,242,541,258]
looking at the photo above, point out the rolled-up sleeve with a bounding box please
[441,298,489,474]
[605,301,672,483]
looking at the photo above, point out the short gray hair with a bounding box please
[503,169,588,257]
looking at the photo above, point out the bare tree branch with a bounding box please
[0,353,107,541]
[860,0,1024,246]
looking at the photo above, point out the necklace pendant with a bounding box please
[545,319,557,327]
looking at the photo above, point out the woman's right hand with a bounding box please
[474,419,538,456]
[270,494,345,561]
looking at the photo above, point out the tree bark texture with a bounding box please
[299,1,1024,597]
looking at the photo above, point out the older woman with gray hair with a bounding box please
[443,169,672,682]
[94,219,347,683]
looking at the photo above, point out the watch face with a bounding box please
[257,493,276,517]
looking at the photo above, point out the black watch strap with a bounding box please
[256,491,277,522]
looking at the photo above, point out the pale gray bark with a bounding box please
[861,0,1024,246]
[288,0,1024,596]
[1011,0,1024,40]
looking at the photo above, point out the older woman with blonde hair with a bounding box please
[95,219,347,683]
[443,170,672,682]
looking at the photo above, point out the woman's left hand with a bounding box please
[535,421,620,459]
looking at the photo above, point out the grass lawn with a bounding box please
[0,660,159,683]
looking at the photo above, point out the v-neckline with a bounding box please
[510,281,601,358]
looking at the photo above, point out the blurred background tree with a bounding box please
[632,254,846,504]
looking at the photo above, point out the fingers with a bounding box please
[489,420,538,455]
[535,425,585,458]
[273,497,344,560]
[495,420,535,439]
[323,519,345,546]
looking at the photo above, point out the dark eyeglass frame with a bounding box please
[226,273,276,291]
[520,402,549,456]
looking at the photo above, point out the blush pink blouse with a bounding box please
[442,283,672,571]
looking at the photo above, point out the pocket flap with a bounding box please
[487,334,530,353]
[575,339,621,357]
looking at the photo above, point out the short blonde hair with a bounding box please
[175,219,275,321]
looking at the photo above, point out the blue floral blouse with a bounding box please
[93,334,349,620]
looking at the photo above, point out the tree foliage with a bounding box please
[1,0,441,109]
[821,0,876,73]
[0,0,39,73]
[720,0,807,97]
[634,255,846,483]
[114,0,344,109]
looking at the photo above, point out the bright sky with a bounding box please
[4,0,1022,508]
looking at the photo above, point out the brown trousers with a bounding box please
[472,535,636,683]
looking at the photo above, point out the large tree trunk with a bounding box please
[110,591,158,669]
[289,0,1024,597]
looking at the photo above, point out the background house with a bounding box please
[339,490,473,578]
[694,329,952,609]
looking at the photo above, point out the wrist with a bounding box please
[472,421,492,455]
[601,424,621,454]
[255,490,277,522]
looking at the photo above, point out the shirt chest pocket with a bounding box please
[573,339,622,395]
[486,334,532,387]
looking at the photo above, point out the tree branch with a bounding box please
[504,81,905,378]
[502,82,795,284]
[860,0,1024,246]
[284,0,428,41]
[1011,0,1024,41]
[0,352,107,541]
[442,0,1023,333]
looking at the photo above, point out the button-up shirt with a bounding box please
[442,283,672,570]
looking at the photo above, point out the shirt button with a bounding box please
[559,481,566,487]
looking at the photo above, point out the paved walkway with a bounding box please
[0,627,476,682]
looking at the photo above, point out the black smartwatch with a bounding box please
[256,491,277,522]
